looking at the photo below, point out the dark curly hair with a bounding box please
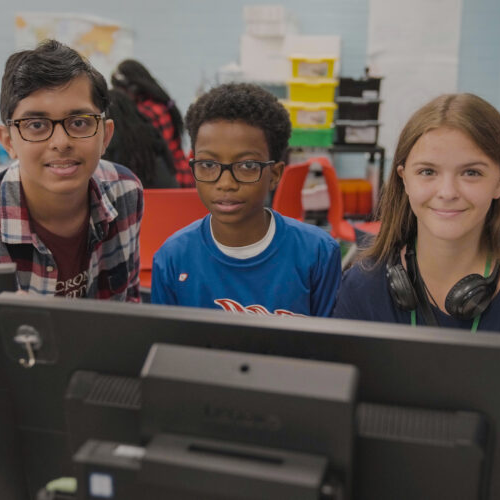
[185,83,291,162]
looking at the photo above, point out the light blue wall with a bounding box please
[0,0,369,118]
[458,0,500,108]
[0,0,499,131]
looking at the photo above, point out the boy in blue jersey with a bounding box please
[151,83,341,316]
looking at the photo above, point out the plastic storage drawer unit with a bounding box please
[289,55,337,79]
[335,120,380,146]
[337,97,381,120]
[338,77,382,99]
[289,127,336,147]
[287,78,338,103]
[283,101,337,129]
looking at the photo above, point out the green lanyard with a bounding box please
[410,255,491,332]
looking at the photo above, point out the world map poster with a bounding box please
[15,12,134,82]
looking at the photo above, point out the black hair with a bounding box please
[185,83,291,162]
[103,89,176,186]
[1,39,109,123]
[111,59,184,143]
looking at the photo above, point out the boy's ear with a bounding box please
[269,161,284,191]
[101,119,115,155]
[0,125,17,159]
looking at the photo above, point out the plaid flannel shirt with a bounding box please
[0,160,143,301]
[137,98,195,188]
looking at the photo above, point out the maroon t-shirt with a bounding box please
[32,217,90,297]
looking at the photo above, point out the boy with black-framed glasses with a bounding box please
[0,40,143,300]
[151,82,341,316]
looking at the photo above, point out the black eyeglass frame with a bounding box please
[5,112,106,142]
[189,159,275,183]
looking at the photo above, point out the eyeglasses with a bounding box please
[189,159,275,183]
[6,112,106,142]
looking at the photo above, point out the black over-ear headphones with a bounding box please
[445,260,500,319]
[386,248,500,322]
[386,250,418,311]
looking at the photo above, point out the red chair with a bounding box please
[271,161,310,220]
[140,188,208,288]
[311,156,356,241]
[312,157,381,242]
[273,156,380,242]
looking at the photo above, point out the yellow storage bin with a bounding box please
[282,101,337,129]
[289,55,337,79]
[287,78,338,103]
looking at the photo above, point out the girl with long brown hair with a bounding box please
[333,93,500,331]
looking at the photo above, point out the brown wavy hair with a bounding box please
[363,93,500,265]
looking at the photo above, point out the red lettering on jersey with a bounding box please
[245,305,272,315]
[275,309,297,316]
[214,298,246,313]
[214,299,303,317]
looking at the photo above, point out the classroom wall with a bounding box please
[0,0,499,158]
[458,0,500,106]
[0,0,370,116]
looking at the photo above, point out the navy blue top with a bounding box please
[332,260,500,332]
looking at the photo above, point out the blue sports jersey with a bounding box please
[151,210,341,317]
[333,260,500,331]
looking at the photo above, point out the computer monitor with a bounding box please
[1,293,500,499]
[74,343,358,500]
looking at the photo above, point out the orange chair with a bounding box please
[338,178,373,217]
[271,161,310,220]
[140,188,208,288]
